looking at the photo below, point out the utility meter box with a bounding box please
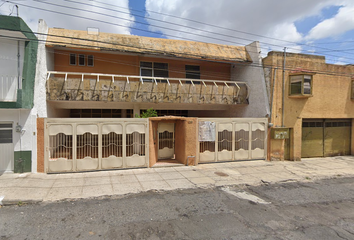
[271,128,290,139]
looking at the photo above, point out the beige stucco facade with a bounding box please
[264,51,354,161]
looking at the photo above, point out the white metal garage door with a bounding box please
[198,118,267,163]
[45,119,149,173]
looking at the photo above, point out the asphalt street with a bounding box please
[1,177,353,240]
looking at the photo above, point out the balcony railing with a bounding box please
[46,71,249,105]
[0,75,18,102]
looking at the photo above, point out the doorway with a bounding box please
[157,123,175,163]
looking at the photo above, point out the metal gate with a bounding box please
[45,118,149,173]
[302,119,352,158]
[198,118,267,163]
[0,122,13,173]
[158,123,175,159]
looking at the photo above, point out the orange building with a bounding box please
[264,51,354,161]
[34,20,269,173]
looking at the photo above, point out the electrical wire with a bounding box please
[1,30,354,78]
[67,0,354,59]
[10,0,354,64]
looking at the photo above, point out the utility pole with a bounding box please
[282,47,286,127]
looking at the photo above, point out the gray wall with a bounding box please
[230,41,270,118]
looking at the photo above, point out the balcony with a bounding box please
[0,75,18,102]
[46,71,249,105]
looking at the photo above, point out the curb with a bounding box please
[0,197,43,206]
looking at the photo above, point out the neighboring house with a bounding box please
[34,20,269,173]
[264,51,354,161]
[0,16,38,173]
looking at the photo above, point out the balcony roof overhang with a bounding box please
[46,28,252,63]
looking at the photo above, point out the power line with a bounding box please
[7,0,354,58]
[87,0,354,60]
[62,0,284,50]
[1,0,348,63]
[15,0,354,63]
[8,0,330,59]
[20,0,273,51]
[2,31,354,79]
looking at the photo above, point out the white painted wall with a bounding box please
[33,19,54,118]
[0,38,25,101]
[0,109,37,172]
[0,38,25,78]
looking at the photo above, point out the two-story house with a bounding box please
[0,16,37,173]
[34,20,269,173]
[264,51,354,161]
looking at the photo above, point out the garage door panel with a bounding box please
[302,119,352,158]
[324,126,351,157]
[302,127,323,158]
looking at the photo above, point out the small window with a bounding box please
[289,74,313,96]
[140,62,168,82]
[87,55,94,67]
[78,54,85,66]
[69,53,76,65]
[0,123,12,144]
[185,65,200,84]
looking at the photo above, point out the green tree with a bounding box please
[135,108,158,118]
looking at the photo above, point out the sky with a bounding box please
[1,0,354,65]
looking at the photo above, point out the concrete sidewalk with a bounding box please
[1,156,354,205]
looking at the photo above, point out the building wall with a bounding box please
[36,118,45,173]
[48,48,251,118]
[0,16,39,173]
[0,38,25,101]
[264,51,354,160]
[230,41,270,118]
[53,49,232,81]
[0,109,37,172]
[33,19,54,119]
[0,16,38,109]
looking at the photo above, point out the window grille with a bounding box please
[251,129,265,150]
[76,133,98,159]
[49,133,73,159]
[235,129,249,151]
[218,130,232,151]
[126,132,145,156]
[102,132,122,158]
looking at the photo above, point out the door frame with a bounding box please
[157,122,175,160]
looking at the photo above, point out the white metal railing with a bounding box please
[46,71,249,97]
[46,71,250,104]
[0,75,19,102]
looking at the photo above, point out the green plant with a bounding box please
[136,108,158,118]
[17,201,23,206]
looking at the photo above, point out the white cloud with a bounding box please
[0,0,133,35]
[307,3,354,40]
[145,0,347,54]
